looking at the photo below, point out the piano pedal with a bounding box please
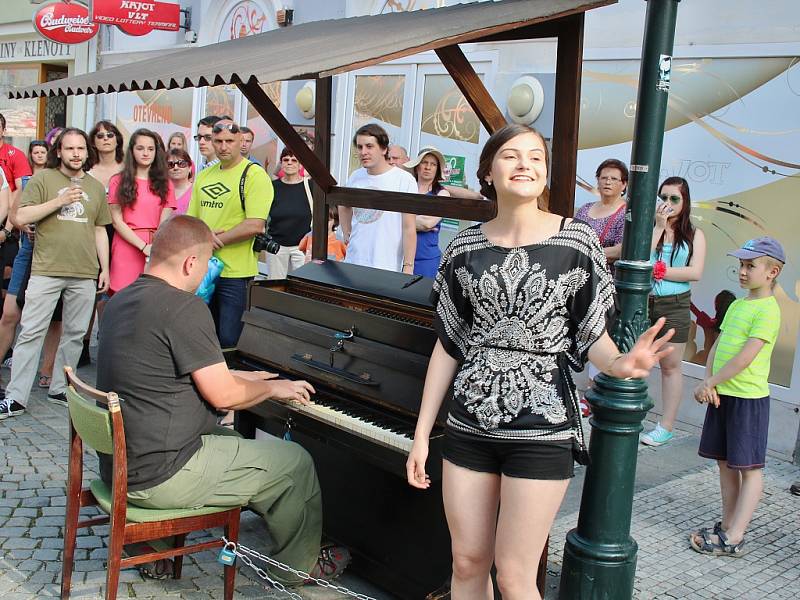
[283,417,293,441]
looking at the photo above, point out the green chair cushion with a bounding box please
[89,479,233,523]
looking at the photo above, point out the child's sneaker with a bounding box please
[641,423,673,446]
[0,398,25,420]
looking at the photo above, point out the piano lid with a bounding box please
[288,261,434,310]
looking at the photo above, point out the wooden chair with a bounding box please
[61,366,241,600]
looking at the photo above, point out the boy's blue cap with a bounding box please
[728,236,785,264]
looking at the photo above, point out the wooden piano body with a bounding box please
[231,261,451,599]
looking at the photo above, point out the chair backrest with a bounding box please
[64,366,122,456]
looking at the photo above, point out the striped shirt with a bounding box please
[713,296,780,398]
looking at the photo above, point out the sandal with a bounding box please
[690,529,747,557]
[690,520,723,540]
[38,374,52,388]
[137,558,174,580]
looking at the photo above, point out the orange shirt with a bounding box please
[299,234,347,262]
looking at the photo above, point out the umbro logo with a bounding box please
[201,182,231,200]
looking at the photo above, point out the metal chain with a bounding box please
[221,537,377,600]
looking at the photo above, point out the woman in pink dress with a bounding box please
[108,129,176,293]
[167,148,193,214]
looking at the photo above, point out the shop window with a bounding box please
[0,66,39,149]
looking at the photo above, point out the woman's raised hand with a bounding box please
[612,317,675,379]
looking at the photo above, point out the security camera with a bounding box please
[185,30,198,44]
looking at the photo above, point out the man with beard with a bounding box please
[0,128,110,419]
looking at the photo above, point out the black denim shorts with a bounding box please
[442,429,574,480]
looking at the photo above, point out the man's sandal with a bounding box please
[137,558,174,579]
[690,529,747,557]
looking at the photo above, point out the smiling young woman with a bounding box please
[406,124,674,600]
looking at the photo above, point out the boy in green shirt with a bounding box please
[690,236,785,557]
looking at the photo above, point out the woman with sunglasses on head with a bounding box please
[264,147,312,279]
[406,124,673,599]
[404,147,450,278]
[107,128,176,293]
[166,149,194,214]
[641,176,706,447]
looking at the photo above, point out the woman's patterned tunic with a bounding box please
[431,221,615,444]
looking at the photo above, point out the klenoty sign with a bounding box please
[0,37,76,61]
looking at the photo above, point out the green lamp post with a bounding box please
[559,1,681,598]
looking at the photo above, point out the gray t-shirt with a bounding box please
[97,274,224,492]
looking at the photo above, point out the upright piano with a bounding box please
[230,260,451,599]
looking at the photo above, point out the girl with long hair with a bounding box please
[404,147,451,278]
[641,176,707,446]
[107,129,176,293]
[406,124,673,599]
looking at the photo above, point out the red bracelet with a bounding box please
[653,260,667,281]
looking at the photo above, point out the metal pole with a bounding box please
[559,1,680,598]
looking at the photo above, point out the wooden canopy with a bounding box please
[10,0,615,259]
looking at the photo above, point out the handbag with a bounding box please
[302,177,314,228]
[598,203,625,245]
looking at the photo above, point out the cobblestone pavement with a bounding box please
[1,359,798,599]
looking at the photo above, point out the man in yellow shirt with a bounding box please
[187,120,273,347]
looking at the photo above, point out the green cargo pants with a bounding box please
[127,428,321,585]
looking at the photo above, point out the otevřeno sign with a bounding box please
[90,0,181,36]
[33,2,99,45]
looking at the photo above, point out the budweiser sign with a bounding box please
[91,0,181,36]
[34,2,99,45]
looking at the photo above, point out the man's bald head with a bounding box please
[150,216,212,264]
[387,145,409,167]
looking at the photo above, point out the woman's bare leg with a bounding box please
[442,459,500,600]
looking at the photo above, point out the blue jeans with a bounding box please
[210,276,251,349]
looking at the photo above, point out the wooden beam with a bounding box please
[311,77,332,261]
[327,186,497,222]
[549,13,584,217]
[236,78,337,191]
[435,45,507,134]
[472,20,562,43]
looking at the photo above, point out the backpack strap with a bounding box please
[238,161,255,213]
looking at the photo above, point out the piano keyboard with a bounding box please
[286,394,416,453]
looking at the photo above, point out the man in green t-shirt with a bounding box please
[690,236,785,558]
[187,120,273,347]
[0,128,111,420]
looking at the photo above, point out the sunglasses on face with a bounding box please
[658,194,682,204]
[212,123,241,134]
[167,160,190,168]
[95,132,115,140]
[281,156,298,163]
[193,134,212,142]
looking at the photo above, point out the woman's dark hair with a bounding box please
[115,128,171,208]
[352,123,390,159]
[413,151,445,195]
[656,176,695,266]
[280,146,296,161]
[476,124,550,210]
[595,158,629,194]
[88,120,124,165]
[713,290,737,332]
[27,140,49,169]
[45,128,96,170]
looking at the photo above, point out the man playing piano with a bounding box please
[96,214,350,586]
